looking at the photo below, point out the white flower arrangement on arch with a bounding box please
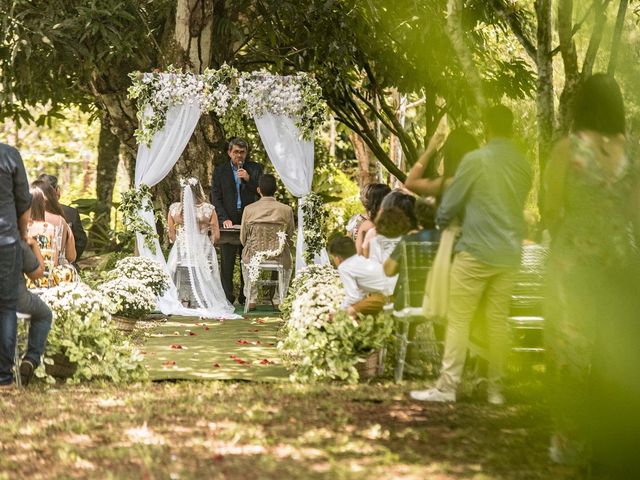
[128,65,326,146]
[246,231,288,283]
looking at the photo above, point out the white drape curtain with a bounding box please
[254,113,326,273]
[134,103,202,315]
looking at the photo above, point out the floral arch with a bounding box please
[125,65,326,316]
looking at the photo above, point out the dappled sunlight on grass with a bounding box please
[0,381,555,479]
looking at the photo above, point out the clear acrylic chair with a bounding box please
[14,312,31,388]
[392,240,440,382]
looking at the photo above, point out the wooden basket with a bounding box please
[113,315,138,333]
[356,350,381,380]
[45,353,77,380]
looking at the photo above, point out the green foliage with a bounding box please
[39,283,148,384]
[118,184,166,254]
[300,192,327,263]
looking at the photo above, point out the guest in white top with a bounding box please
[327,236,393,317]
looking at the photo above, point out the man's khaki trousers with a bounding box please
[435,251,517,394]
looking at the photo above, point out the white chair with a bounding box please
[241,222,290,314]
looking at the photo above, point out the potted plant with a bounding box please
[278,265,393,383]
[40,283,148,383]
[104,256,170,297]
[98,279,157,332]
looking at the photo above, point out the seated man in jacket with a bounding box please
[240,174,294,310]
[328,236,394,317]
[17,237,53,386]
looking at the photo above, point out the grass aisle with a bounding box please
[142,306,288,381]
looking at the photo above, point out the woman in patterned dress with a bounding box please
[544,74,640,475]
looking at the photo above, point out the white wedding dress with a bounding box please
[166,186,240,319]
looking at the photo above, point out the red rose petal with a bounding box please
[170,344,183,349]
[237,339,249,344]
[267,343,275,347]
[162,361,176,366]
[256,319,265,324]
[189,332,197,336]
[204,326,210,331]
[213,363,221,368]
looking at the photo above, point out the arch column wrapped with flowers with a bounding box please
[123,66,327,316]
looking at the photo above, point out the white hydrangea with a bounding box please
[98,278,157,320]
[288,281,345,331]
[41,282,113,326]
[105,256,170,296]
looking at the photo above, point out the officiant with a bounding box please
[210,138,263,305]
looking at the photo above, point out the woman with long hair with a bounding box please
[355,183,391,255]
[166,177,239,319]
[28,181,76,266]
[544,73,640,475]
[404,127,478,200]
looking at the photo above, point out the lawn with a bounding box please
[0,379,559,479]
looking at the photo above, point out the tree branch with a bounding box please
[582,0,612,78]
[607,0,629,75]
[491,0,537,62]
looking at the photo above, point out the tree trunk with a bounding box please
[535,0,554,175]
[446,0,486,115]
[151,0,223,211]
[557,0,581,135]
[89,116,120,250]
[349,132,378,189]
[607,0,629,75]
[581,0,611,79]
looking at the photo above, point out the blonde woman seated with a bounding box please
[28,181,76,269]
[167,177,237,318]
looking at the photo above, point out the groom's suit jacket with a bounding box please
[240,197,295,270]
[210,160,263,225]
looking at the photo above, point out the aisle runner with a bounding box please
[142,308,288,381]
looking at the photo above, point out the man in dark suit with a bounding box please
[210,138,263,305]
[38,174,87,261]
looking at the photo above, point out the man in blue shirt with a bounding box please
[0,142,32,388]
[411,106,532,405]
[210,138,263,305]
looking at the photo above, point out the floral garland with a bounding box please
[118,184,166,254]
[128,65,326,146]
[246,231,288,282]
[301,192,327,263]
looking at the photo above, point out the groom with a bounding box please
[210,138,263,305]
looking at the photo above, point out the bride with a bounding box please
[167,177,239,319]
